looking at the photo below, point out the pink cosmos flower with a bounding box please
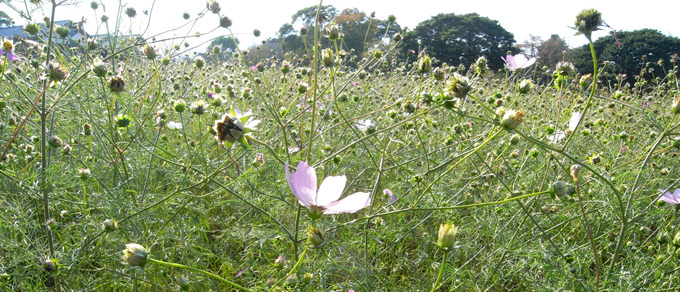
[660,188,680,205]
[501,54,536,71]
[0,39,20,62]
[384,188,396,203]
[285,161,371,217]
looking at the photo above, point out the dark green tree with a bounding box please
[291,5,338,28]
[0,11,12,27]
[537,34,569,70]
[207,36,240,61]
[569,29,680,84]
[400,13,516,69]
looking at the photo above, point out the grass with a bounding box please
[1,1,680,291]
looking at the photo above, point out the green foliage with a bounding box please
[570,29,680,85]
[400,13,516,69]
[537,34,569,70]
[0,11,12,27]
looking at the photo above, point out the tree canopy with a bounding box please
[400,13,516,69]
[569,29,680,84]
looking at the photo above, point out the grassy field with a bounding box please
[1,3,680,291]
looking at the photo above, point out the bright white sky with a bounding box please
[5,0,680,53]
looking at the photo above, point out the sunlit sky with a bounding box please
[5,0,680,53]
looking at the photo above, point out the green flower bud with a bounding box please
[437,223,458,251]
[103,219,118,232]
[46,62,69,82]
[325,24,340,40]
[446,73,471,98]
[501,109,524,131]
[417,55,432,73]
[109,76,125,93]
[122,243,148,267]
[321,48,334,67]
[219,16,232,28]
[672,94,680,115]
[308,227,325,247]
[24,23,40,35]
[574,8,603,40]
[550,181,575,198]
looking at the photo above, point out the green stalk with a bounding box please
[269,236,311,292]
[148,258,253,292]
[431,250,449,292]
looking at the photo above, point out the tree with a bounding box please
[537,34,569,70]
[207,36,240,61]
[400,13,516,69]
[569,29,680,84]
[335,8,376,57]
[291,5,338,28]
[518,35,542,58]
[0,11,12,27]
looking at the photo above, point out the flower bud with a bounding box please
[193,56,204,69]
[308,227,325,247]
[674,231,680,248]
[116,114,131,128]
[174,100,186,113]
[43,259,56,272]
[672,94,680,115]
[446,73,471,98]
[46,62,69,82]
[253,153,264,167]
[550,181,575,198]
[219,16,232,28]
[570,165,582,183]
[46,218,58,229]
[55,26,70,38]
[325,24,340,40]
[574,8,603,40]
[109,76,125,92]
[103,219,118,232]
[24,23,39,35]
[321,48,334,67]
[510,134,520,145]
[125,7,136,18]
[143,45,157,60]
[437,223,458,251]
[417,54,432,73]
[518,79,533,94]
[92,61,108,78]
[206,0,221,14]
[123,243,148,267]
[48,135,63,148]
[501,109,524,131]
[62,144,72,154]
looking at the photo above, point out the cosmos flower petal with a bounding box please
[244,119,261,130]
[548,130,566,143]
[569,112,582,131]
[285,163,297,199]
[316,175,346,206]
[323,192,371,214]
[659,188,680,205]
[6,52,19,61]
[291,161,317,206]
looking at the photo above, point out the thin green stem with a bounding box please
[576,182,599,292]
[148,258,253,292]
[431,250,449,292]
[269,236,311,292]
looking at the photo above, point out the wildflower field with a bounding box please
[2,1,680,291]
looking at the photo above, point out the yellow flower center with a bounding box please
[2,40,13,51]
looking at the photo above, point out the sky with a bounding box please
[4,0,680,54]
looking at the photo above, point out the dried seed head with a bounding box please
[109,76,125,92]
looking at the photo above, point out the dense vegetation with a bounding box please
[1,2,680,291]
